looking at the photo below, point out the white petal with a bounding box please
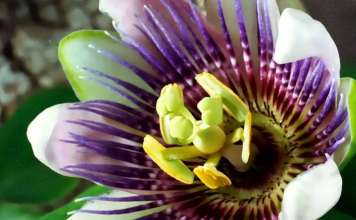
[279,159,342,220]
[98,0,167,40]
[273,8,340,76]
[27,103,145,178]
[67,190,166,220]
[267,0,281,43]
[99,0,136,22]
[27,104,65,174]
[98,0,144,40]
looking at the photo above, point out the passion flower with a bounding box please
[27,0,356,219]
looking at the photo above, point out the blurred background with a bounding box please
[0,0,355,123]
[0,0,112,123]
[0,0,355,219]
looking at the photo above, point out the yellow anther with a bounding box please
[194,165,232,189]
[242,111,252,164]
[143,135,194,184]
[193,152,231,189]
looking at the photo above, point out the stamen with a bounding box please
[143,73,253,189]
[162,146,206,160]
[142,135,194,184]
[195,72,249,122]
[194,153,232,189]
[196,72,253,164]
[242,112,252,163]
[205,151,222,167]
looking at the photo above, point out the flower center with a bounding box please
[218,114,288,196]
[143,72,254,189]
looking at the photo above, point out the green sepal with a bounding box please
[276,0,305,10]
[334,77,356,170]
[58,29,154,107]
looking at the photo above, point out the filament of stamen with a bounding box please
[162,146,206,160]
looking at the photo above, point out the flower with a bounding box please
[27,0,356,219]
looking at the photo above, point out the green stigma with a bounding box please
[156,84,184,115]
[143,72,253,189]
[156,84,196,145]
[198,96,223,125]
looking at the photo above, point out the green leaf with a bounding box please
[321,208,356,220]
[39,186,109,220]
[0,203,40,220]
[341,63,356,78]
[0,86,79,204]
[338,156,356,217]
[58,29,155,107]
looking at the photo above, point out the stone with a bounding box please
[66,7,91,29]
[93,14,112,29]
[39,4,61,23]
[0,56,31,105]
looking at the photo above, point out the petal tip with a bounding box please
[279,159,342,220]
[273,7,340,75]
[27,104,63,167]
[99,0,121,21]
